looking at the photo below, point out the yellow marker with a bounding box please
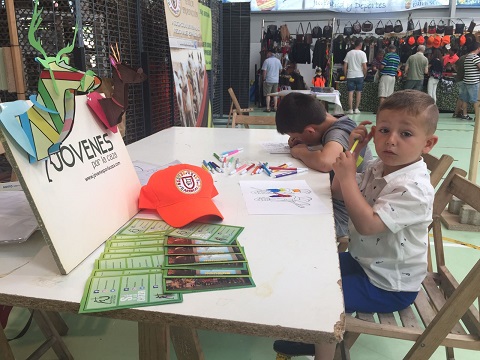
[350,139,359,153]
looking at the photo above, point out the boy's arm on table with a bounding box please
[290,141,344,173]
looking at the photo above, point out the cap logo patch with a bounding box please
[175,170,201,194]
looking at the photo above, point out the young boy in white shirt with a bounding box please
[274,90,439,359]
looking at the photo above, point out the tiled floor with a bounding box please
[3,111,480,359]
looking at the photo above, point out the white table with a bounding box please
[0,127,344,359]
[268,89,343,114]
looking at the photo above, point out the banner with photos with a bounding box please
[251,0,450,12]
[164,0,211,127]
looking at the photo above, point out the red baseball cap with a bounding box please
[138,164,223,227]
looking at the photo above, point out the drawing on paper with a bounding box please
[251,187,312,208]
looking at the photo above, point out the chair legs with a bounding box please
[0,309,72,360]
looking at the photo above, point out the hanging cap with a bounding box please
[459,35,466,46]
[408,36,416,46]
[441,35,451,46]
[417,35,425,45]
[426,36,435,47]
[138,164,223,227]
[433,35,442,48]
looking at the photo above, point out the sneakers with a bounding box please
[271,108,277,112]
[263,109,271,113]
[354,109,361,114]
[461,115,473,120]
[347,109,354,114]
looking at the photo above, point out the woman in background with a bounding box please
[427,49,443,104]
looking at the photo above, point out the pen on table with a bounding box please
[211,161,224,172]
[241,163,256,175]
[228,156,235,168]
[221,148,243,156]
[201,164,210,173]
[269,167,309,171]
[229,163,248,175]
[261,163,272,177]
[213,153,222,162]
[209,161,222,173]
[202,160,215,174]
[350,139,359,153]
[250,164,261,175]
[271,169,308,178]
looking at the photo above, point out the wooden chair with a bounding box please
[337,166,480,360]
[227,87,254,127]
[337,153,454,253]
[231,112,276,128]
[422,153,454,188]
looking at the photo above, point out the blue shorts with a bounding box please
[457,81,466,99]
[460,83,479,104]
[347,77,364,92]
[340,252,418,313]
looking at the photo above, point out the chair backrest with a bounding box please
[431,166,476,269]
[403,166,480,359]
[228,88,243,116]
[422,153,454,188]
[231,113,276,129]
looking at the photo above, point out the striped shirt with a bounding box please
[463,53,480,85]
[380,52,400,76]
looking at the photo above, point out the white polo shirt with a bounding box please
[349,158,434,292]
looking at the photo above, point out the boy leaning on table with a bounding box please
[274,90,440,359]
[274,92,373,241]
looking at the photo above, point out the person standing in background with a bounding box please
[404,45,428,91]
[343,38,368,114]
[312,67,326,87]
[378,45,400,106]
[262,50,283,113]
[427,49,444,104]
[459,42,480,120]
[453,52,467,118]
[443,46,459,69]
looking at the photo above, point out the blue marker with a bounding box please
[203,160,215,174]
[261,162,272,177]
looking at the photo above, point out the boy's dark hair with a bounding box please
[354,38,363,47]
[378,90,439,134]
[275,93,327,134]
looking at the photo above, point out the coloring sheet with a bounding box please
[239,180,331,215]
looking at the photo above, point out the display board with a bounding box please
[250,0,450,12]
[0,96,141,274]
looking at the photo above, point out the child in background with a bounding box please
[273,90,439,359]
[312,67,326,87]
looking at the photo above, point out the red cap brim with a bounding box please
[156,196,223,228]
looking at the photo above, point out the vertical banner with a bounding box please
[164,0,210,127]
[199,4,212,71]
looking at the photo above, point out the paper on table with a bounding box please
[240,180,331,215]
[133,159,181,185]
[261,142,290,154]
[239,180,330,215]
[0,189,38,244]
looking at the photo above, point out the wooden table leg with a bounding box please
[169,325,204,360]
[138,322,169,360]
[46,311,69,336]
[31,309,73,360]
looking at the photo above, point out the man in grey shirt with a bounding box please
[262,50,283,112]
[404,45,428,91]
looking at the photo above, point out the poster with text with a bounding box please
[164,0,210,127]
[0,96,141,274]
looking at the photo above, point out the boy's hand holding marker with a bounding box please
[333,120,373,177]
